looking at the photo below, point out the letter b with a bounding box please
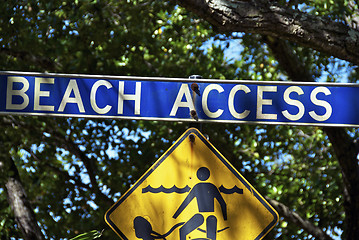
[6,77,30,110]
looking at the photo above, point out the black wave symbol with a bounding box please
[219,185,243,194]
[142,185,191,194]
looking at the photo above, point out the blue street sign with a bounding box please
[1,71,359,127]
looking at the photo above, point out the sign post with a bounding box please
[105,128,279,240]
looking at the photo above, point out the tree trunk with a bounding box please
[263,36,359,239]
[5,156,44,240]
[324,127,359,239]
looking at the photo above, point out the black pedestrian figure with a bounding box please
[172,167,227,240]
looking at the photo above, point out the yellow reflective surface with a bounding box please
[105,128,278,240]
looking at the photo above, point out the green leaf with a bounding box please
[69,230,102,240]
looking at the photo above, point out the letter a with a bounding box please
[58,80,85,113]
[170,84,195,116]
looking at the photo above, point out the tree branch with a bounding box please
[265,197,334,240]
[0,47,61,71]
[178,0,359,65]
[262,36,314,82]
[51,133,114,207]
[26,148,91,191]
[4,117,115,209]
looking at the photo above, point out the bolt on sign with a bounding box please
[105,128,278,240]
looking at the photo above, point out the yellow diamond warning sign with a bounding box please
[105,128,278,240]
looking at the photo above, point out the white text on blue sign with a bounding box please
[1,74,357,127]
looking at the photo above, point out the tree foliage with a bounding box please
[0,0,358,239]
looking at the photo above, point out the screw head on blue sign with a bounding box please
[105,128,279,240]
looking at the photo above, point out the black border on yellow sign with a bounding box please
[104,128,279,240]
